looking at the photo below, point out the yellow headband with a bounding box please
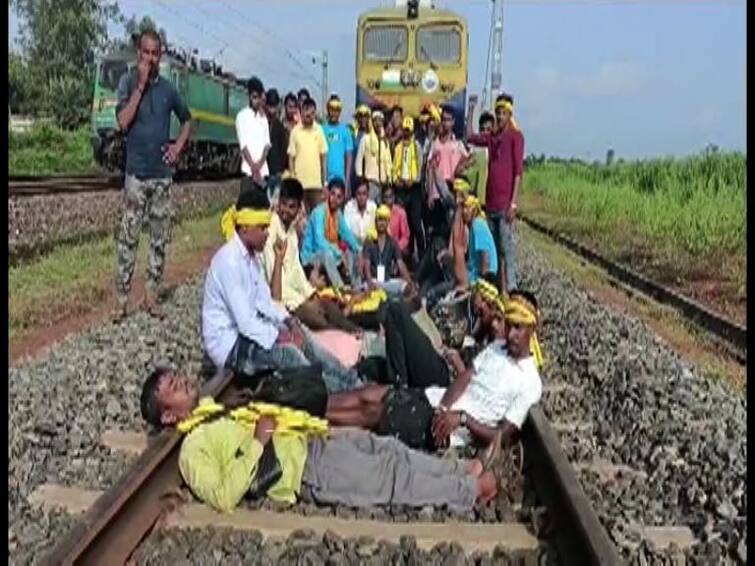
[429,105,441,123]
[402,116,414,130]
[503,296,543,369]
[220,205,272,241]
[495,99,514,113]
[464,195,485,218]
[355,104,370,116]
[474,279,499,303]
[418,113,430,123]
[376,204,391,220]
[327,98,342,110]
[453,177,471,193]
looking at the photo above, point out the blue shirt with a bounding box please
[321,122,353,182]
[116,71,192,179]
[467,217,499,283]
[300,203,361,266]
[201,233,289,368]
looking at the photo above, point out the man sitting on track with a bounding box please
[201,180,362,393]
[325,291,544,453]
[261,176,360,333]
[139,370,499,514]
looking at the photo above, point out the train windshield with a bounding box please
[99,60,129,91]
[416,26,461,64]
[363,26,408,62]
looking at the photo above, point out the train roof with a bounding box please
[358,5,466,26]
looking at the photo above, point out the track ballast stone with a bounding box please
[8,231,745,564]
[516,234,746,565]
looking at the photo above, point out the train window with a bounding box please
[100,60,129,91]
[416,26,461,64]
[363,26,408,62]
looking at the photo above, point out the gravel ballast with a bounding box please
[8,232,746,564]
[8,179,240,262]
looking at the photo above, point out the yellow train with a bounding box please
[356,0,468,136]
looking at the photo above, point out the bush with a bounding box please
[8,124,99,175]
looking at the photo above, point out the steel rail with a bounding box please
[43,375,621,564]
[43,371,236,566]
[521,215,746,362]
[9,175,122,197]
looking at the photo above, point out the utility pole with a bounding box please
[490,0,504,106]
[321,50,329,111]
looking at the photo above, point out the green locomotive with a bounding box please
[90,46,247,174]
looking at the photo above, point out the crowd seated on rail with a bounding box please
[139,80,539,514]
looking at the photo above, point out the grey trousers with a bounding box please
[302,429,476,511]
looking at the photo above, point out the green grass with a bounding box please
[9,210,223,343]
[8,124,99,175]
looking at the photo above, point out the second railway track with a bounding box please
[8,174,122,197]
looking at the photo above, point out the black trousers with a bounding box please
[396,183,426,262]
[383,301,450,390]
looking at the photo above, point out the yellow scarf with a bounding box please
[393,138,418,183]
[474,279,499,304]
[220,206,272,241]
[177,398,329,436]
[501,296,544,370]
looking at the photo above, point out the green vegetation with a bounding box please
[10,210,223,343]
[521,149,746,321]
[9,125,99,175]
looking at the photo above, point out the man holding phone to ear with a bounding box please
[113,29,192,320]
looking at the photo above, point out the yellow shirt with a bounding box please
[288,123,328,189]
[261,212,315,311]
[178,417,309,512]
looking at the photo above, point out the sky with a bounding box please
[8,0,746,160]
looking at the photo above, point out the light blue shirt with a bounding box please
[300,203,361,266]
[467,217,499,283]
[321,122,353,182]
[202,233,290,368]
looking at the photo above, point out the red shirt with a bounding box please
[468,128,524,213]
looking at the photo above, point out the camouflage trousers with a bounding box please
[115,175,172,302]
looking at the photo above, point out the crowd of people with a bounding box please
[117,31,540,519]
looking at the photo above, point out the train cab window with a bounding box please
[100,60,129,91]
[364,26,408,62]
[416,26,461,64]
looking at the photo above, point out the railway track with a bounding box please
[521,215,747,363]
[40,369,620,565]
[8,174,123,197]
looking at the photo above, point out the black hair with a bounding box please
[284,92,297,106]
[390,105,403,117]
[508,288,539,310]
[480,272,498,287]
[354,176,369,192]
[140,367,171,427]
[279,177,304,203]
[266,88,280,106]
[328,177,346,192]
[302,97,316,110]
[479,111,495,128]
[441,105,455,120]
[382,184,394,197]
[328,94,341,103]
[237,178,270,209]
[419,107,430,116]
[496,92,514,105]
[298,88,310,99]
[139,29,162,50]
[247,76,265,96]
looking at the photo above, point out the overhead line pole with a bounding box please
[490,0,504,105]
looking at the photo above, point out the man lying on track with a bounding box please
[202,180,363,393]
[326,291,544,452]
[139,370,499,515]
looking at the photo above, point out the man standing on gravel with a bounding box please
[236,76,271,188]
[466,94,524,293]
[113,29,192,320]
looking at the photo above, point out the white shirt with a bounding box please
[235,107,270,177]
[202,233,289,368]
[425,341,543,447]
[343,198,377,244]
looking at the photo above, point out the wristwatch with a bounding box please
[459,411,468,427]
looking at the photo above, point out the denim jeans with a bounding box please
[227,330,363,394]
[377,278,407,299]
[488,211,518,291]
